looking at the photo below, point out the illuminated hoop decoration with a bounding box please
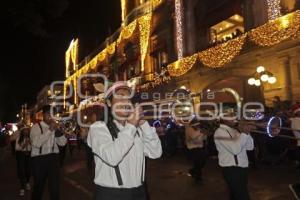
[267,116,282,138]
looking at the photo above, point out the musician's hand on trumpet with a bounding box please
[127,104,145,127]
[49,120,59,132]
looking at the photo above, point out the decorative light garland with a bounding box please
[118,20,138,43]
[65,39,79,78]
[175,0,184,59]
[97,50,107,62]
[138,13,152,72]
[198,34,247,68]
[107,42,116,55]
[249,10,300,46]
[63,83,67,108]
[121,0,126,22]
[152,0,162,9]
[267,0,281,20]
[167,54,198,77]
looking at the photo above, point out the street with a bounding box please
[0,147,299,200]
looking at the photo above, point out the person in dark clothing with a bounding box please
[12,126,32,196]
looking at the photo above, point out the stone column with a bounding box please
[242,0,254,31]
[281,56,293,100]
[184,0,198,55]
[252,0,269,27]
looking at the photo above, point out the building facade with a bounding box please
[63,0,300,111]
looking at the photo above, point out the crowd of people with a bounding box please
[0,83,300,200]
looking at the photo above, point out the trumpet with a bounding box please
[139,87,242,122]
[55,119,77,133]
[136,87,300,141]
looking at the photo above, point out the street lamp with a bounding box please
[248,66,276,87]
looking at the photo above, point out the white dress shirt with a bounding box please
[88,120,162,188]
[30,121,67,157]
[291,117,300,146]
[214,124,254,168]
[16,135,32,152]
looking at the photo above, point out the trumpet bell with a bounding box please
[60,119,77,133]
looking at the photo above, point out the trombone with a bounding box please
[137,87,300,141]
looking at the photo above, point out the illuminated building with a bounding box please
[63,0,300,110]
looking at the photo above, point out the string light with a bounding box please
[65,39,79,78]
[167,54,198,77]
[97,50,107,62]
[152,0,162,8]
[267,0,281,20]
[63,83,67,108]
[138,13,152,72]
[175,0,184,59]
[249,11,300,46]
[118,20,137,43]
[73,78,78,105]
[107,42,116,55]
[198,34,247,68]
[121,0,126,22]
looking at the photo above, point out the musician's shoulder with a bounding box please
[90,121,107,129]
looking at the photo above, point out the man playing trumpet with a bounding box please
[87,81,162,200]
[214,113,254,200]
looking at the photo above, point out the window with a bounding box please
[210,14,244,44]
[153,51,168,73]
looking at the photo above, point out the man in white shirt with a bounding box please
[30,105,67,200]
[88,82,162,200]
[214,116,254,200]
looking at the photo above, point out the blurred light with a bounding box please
[268,76,277,84]
[256,66,265,73]
[261,74,269,82]
[12,124,18,132]
[248,78,256,85]
[180,86,187,90]
[16,114,19,118]
[84,115,88,120]
[207,89,211,92]
[255,79,261,86]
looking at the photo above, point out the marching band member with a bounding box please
[184,120,207,184]
[30,105,67,200]
[88,81,162,200]
[11,125,32,196]
[214,114,254,200]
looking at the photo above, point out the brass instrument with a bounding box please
[56,119,77,133]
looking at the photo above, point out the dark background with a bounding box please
[0,0,121,123]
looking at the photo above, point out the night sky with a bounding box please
[0,0,121,123]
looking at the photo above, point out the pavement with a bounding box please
[0,147,299,200]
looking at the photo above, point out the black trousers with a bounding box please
[16,151,31,189]
[94,185,147,200]
[84,143,94,169]
[222,167,251,200]
[187,147,207,181]
[31,154,60,200]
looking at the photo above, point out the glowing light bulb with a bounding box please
[261,74,269,82]
[257,66,265,73]
[268,76,277,84]
[248,78,256,85]
[255,79,261,86]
